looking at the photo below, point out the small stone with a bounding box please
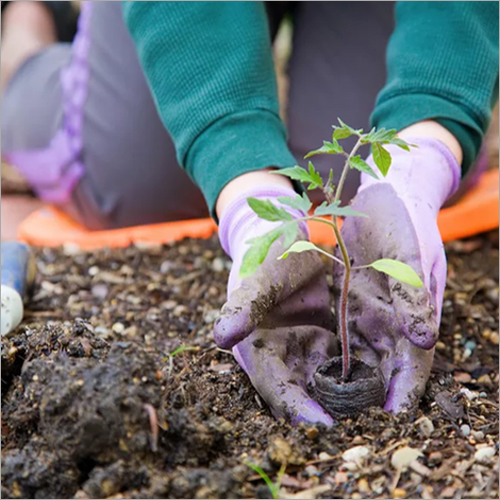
[440,486,456,498]
[428,451,442,465]
[88,265,99,276]
[464,340,476,352]
[474,446,495,463]
[112,322,125,334]
[460,388,478,401]
[482,329,492,340]
[124,325,138,337]
[471,430,484,441]
[95,326,112,339]
[436,341,446,351]
[318,451,334,461]
[91,284,108,299]
[204,309,219,324]
[453,372,472,384]
[351,494,362,499]
[212,258,225,272]
[342,446,370,463]
[305,426,319,440]
[477,374,493,387]
[460,424,470,437]
[173,305,188,317]
[357,478,370,493]
[391,446,423,470]
[352,435,365,445]
[393,488,406,499]
[304,465,319,477]
[489,332,499,345]
[417,416,434,437]
[62,243,82,255]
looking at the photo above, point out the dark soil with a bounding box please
[2,232,498,499]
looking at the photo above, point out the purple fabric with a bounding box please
[338,137,461,413]
[3,2,93,203]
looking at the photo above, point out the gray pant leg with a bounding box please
[2,1,207,230]
[2,45,70,150]
[287,2,395,203]
[78,1,207,229]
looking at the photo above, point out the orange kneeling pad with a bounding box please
[18,170,499,249]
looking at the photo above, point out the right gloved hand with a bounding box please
[214,186,337,426]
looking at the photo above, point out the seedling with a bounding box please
[245,461,286,499]
[240,119,422,387]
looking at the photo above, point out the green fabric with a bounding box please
[122,1,296,215]
[123,1,499,213]
[371,1,499,174]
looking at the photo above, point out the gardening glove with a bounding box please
[337,137,461,413]
[214,186,337,426]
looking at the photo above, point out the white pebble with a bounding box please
[112,322,125,334]
[417,416,434,437]
[460,424,470,437]
[391,446,423,470]
[474,447,496,463]
[342,446,370,463]
[212,258,225,273]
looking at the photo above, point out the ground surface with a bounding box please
[1,232,499,499]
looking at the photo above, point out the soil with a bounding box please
[313,357,386,418]
[1,232,498,499]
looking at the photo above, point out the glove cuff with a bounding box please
[219,185,309,259]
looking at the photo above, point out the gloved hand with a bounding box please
[337,137,460,413]
[214,186,337,426]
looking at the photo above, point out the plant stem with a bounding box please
[328,136,363,381]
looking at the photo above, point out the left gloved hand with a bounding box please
[214,186,337,426]
[336,137,460,412]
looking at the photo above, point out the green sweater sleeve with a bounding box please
[122,1,296,215]
[371,1,499,173]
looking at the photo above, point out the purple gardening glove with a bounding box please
[214,186,337,426]
[337,137,461,413]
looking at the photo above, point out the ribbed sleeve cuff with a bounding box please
[371,93,484,175]
[185,109,298,217]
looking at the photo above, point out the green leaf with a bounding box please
[245,462,280,500]
[168,345,199,357]
[362,127,398,144]
[272,165,322,189]
[278,241,322,260]
[307,161,323,189]
[332,119,363,140]
[277,193,312,213]
[247,197,292,222]
[304,139,343,158]
[239,228,282,278]
[372,143,392,176]
[282,221,299,248]
[349,155,378,179]
[389,137,412,151]
[369,259,423,287]
[314,201,368,218]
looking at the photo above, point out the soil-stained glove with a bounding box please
[214,186,337,425]
[337,138,461,413]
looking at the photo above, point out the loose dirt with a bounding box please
[2,232,498,499]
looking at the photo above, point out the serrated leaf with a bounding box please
[282,221,299,248]
[278,241,321,260]
[372,143,392,176]
[314,201,368,218]
[239,229,282,278]
[277,193,312,213]
[349,155,378,179]
[369,258,423,287]
[272,165,322,189]
[333,127,353,140]
[389,137,411,151]
[362,127,398,144]
[304,139,343,158]
[338,118,363,135]
[307,161,323,188]
[247,197,292,222]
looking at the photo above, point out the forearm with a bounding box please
[371,1,499,173]
[122,1,296,216]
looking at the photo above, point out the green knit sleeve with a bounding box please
[371,1,499,172]
[122,1,296,214]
